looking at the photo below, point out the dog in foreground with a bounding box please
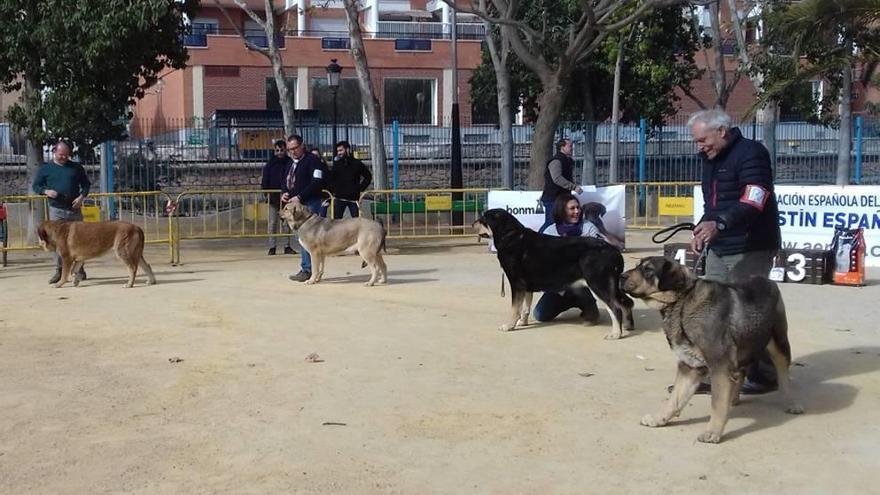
[279,202,387,285]
[38,220,156,288]
[620,256,803,443]
[473,208,634,339]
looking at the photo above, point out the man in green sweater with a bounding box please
[32,140,91,284]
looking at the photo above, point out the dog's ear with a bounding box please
[657,258,688,291]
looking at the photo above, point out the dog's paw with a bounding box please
[498,323,516,332]
[640,414,667,428]
[785,403,805,415]
[364,281,375,287]
[604,330,624,340]
[697,431,722,444]
[305,279,318,285]
[515,317,529,327]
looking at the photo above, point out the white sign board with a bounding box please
[487,185,626,240]
[694,184,880,266]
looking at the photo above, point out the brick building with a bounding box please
[130,0,484,137]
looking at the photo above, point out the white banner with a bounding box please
[694,184,880,266]
[487,185,626,240]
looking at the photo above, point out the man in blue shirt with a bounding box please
[32,140,91,284]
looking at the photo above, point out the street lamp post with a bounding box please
[326,58,342,151]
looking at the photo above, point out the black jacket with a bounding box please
[541,152,575,202]
[700,127,781,256]
[261,155,292,207]
[329,155,372,200]
[282,153,324,203]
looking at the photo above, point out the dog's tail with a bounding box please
[361,217,388,269]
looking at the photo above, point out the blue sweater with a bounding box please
[32,161,91,210]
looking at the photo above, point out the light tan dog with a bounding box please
[279,202,387,286]
[38,220,157,288]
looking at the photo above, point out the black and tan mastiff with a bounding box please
[279,202,387,286]
[620,256,803,443]
[38,220,156,288]
[473,208,634,338]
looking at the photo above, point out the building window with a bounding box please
[384,79,435,124]
[205,66,240,77]
[322,37,350,50]
[311,78,364,125]
[266,77,297,110]
[186,18,218,46]
[394,39,432,51]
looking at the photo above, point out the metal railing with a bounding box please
[623,182,700,229]
[0,191,175,264]
[360,188,488,238]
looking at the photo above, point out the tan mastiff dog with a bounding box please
[280,202,387,286]
[38,220,156,288]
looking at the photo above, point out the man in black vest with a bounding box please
[261,140,295,256]
[688,108,781,395]
[539,138,582,232]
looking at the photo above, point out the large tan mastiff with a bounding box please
[280,203,387,286]
[38,220,156,288]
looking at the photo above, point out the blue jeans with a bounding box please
[533,287,598,322]
[49,206,83,270]
[538,200,555,234]
[297,198,324,273]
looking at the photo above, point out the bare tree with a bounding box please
[455,0,684,188]
[725,0,778,167]
[341,0,388,188]
[213,0,296,135]
[459,0,516,188]
[681,1,742,110]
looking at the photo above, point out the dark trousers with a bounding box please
[538,200,555,234]
[333,200,360,219]
[533,287,598,322]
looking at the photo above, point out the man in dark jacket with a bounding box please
[539,138,582,232]
[32,140,90,283]
[261,140,295,256]
[282,134,325,282]
[688,108,781,394]
[329,140,372,219]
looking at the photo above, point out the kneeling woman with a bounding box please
[534,194,613,323]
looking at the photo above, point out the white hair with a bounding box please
[687,109,732,130]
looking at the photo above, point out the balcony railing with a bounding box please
[182,22,486,47]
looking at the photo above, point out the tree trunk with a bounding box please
[609,34,625,184]
[837,48,853,186]
[708,1,729,109]
[24,72,44,243]
[761,100,778,173]
[527,78,567,189]
[263,0,295,136]
[342,0,387,189]
[486,24,514,189]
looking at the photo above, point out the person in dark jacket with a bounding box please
[282,134,325,282]
[329,140,372,219]
[687,108,781,394]
[539,138,582,233]
[32,140,90,283]
[261,140,295,256]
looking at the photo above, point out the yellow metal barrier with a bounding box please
[624,181,700,229]
[359,188,489,239]
[171,189,318,264]
[0,191,175,265]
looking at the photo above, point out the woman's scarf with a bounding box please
[555,221,583,237]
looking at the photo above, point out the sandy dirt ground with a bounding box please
[1,232,879,494]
